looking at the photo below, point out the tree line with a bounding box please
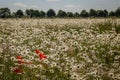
[0,7,120,18]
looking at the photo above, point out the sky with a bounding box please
[0,0,120,12]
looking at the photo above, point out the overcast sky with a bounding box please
[0,0,120,12]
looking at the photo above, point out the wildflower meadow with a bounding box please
[0,18,120,80]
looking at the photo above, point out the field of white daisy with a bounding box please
[0,18,120,80]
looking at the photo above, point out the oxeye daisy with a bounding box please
[117,74,120,79]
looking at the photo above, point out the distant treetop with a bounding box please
[0,7,120,18]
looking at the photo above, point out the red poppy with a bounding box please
[17,56,22,60]
[35,49,40,55]
[13,67,23,74]
[18,59,24,64]
[39,53,47,60]
[17,56,24,64]
[17,55,32,65]
[35,49,46,60]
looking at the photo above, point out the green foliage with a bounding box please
[25,9,34,18]
[97,10,105,17]
[104,9,108,17]
[109,11,115,17]
[57,10,67,18]
[74,12,79,18]
[47,9,56,17]
[80,10,89,17]
[16,9,24,18]
[67,12,74,17]
[0,7,11,18]
[115,7,120,17]
[33,10,41,18]
[0,7,120,18]
[40,11,46,18]
[89,9,97,17]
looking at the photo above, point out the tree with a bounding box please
[0,7,119,18]
[0,7,11,18]
[11,12,16,18]
[74,12,79,18]
[109,11,115,17]
[97,9,108,17]
[25,9,30,17]
[40,11,46,18]
[25,9,34,18]
[103,9,108,17]
[89,9,97,17]
[115,7,120,17]
[97,10,105,17]
[33,10,40,17]
[47,9,56,17]
[16,9,24,18]
[80,10,89,17]
[67,12,73,17]
[57,10,67,18]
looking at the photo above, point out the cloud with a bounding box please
[46,0,60,2]
[14,2,40,9]
[64,5,80,8]
[14,2,28,8]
